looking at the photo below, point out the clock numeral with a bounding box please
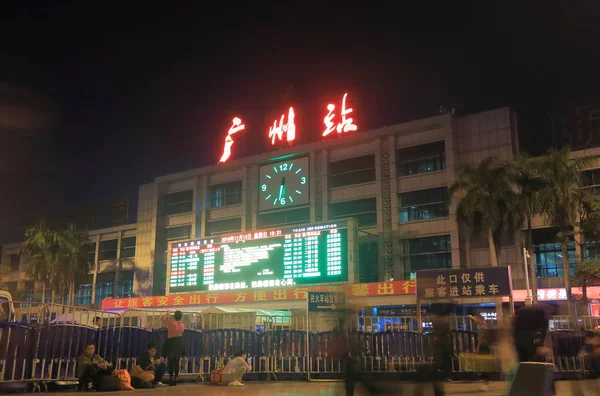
[301,176,306,185]
[279,163,289,171]
[280,197,286,205]
[261,184,267,192]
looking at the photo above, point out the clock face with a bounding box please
[258,157,309,211]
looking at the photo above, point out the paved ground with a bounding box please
[36,380,600,395]
[45,381,512,395]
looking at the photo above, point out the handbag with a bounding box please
[210,369,224,385]
[112,369,134,390]
[130,364,155,383]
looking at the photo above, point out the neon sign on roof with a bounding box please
[218,117,245,163]
[268,107,296,145]
[323,93,358,137]
[217,92,358,163]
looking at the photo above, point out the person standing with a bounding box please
[161,310,185,386]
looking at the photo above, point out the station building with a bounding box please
[3,106,600,314]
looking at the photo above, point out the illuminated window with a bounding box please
[96,282,114,301]
[399,235,452,273]
[329,198,377,228]
[75,284,93,305]
[165,190,193,215]
[120,280,134,298]
[396,141,446,177]
[120,237,136,259]
[329,155,376,188]
[207,181,243,208]
[99,239,118,261]
[534,243,577,278]
[398,187,449,223]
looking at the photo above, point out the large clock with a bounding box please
[258,157,309,211]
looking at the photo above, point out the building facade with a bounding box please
[4,106,600,308]
[0,224,136,305]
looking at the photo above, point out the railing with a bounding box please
[2,303,600,391]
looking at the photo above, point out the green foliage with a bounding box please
[575,259,600,281]
[449,157,517,265]
[538,147,591,239]
[19,219,93,302]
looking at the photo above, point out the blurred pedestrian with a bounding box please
[570,331,600,395]
[413,304,452,396]
[161,310,185,386]
[512,305,552,362]
[468,314,492,391]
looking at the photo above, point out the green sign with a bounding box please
[169,221,348,293]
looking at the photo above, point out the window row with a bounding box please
[162,141,448,215]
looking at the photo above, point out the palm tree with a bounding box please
[55,223,94,305]
[449,157,517,267]
[19,220,93,305]
[19,219,59,303]
[511,155,547,303]
[538,147,590,303]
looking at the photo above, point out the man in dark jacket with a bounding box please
[76,343,111,391]
[138,343,167,386]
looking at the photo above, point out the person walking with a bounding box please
[161,310,185,386]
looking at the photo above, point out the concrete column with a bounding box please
[113,231,123,298]
[90,235,100,304]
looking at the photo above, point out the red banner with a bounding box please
[102,280,416,310]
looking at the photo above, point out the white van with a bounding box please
[0,290,14,321]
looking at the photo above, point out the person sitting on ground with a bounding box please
[76,343,112,391]
[222,350,252,386]
[138,342,167,387]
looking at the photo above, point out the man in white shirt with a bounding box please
[222,350,252,386]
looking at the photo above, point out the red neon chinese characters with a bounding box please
[268,107,296,145]
[322,93,358,137]
[218,117,245,163]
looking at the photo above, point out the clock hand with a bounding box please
[278,177,286,201]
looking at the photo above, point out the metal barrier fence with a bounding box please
[2,303,600,391]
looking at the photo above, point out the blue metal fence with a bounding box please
[1,302,598,391]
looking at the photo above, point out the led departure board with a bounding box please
[168,221,349,293]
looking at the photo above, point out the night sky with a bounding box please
[1,2,599,247]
